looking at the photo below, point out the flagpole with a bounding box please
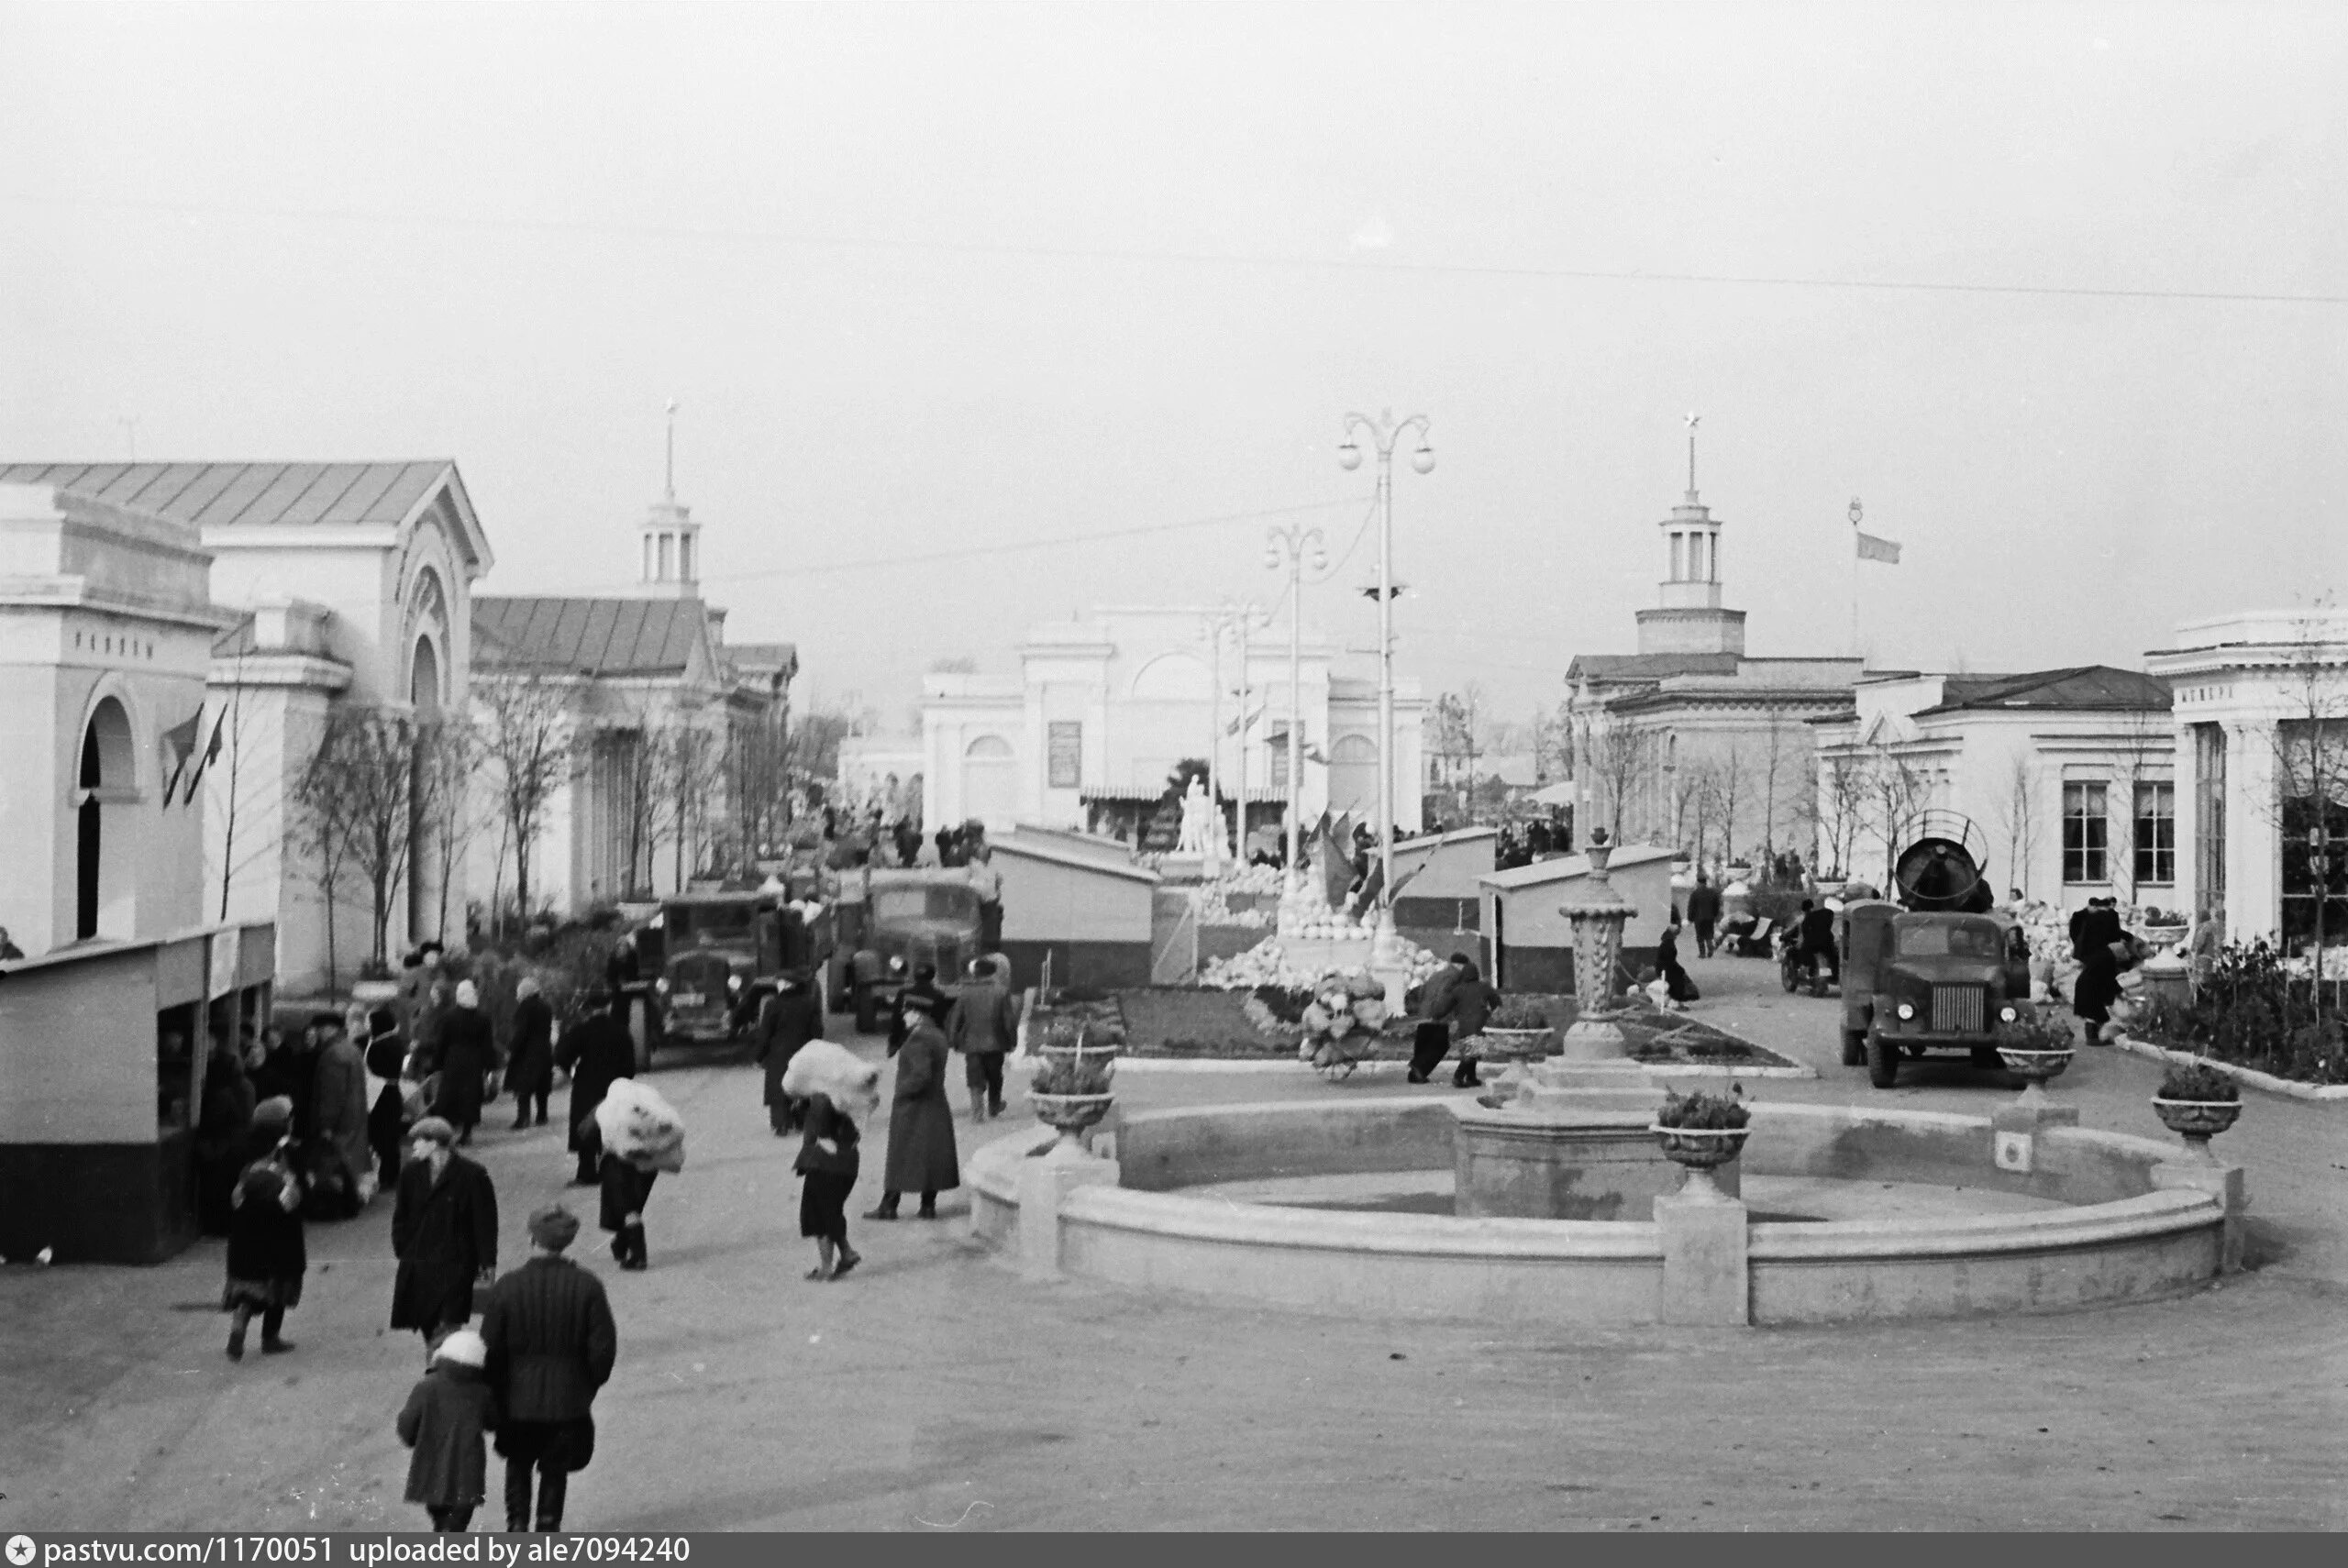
[1848,497,1863,662]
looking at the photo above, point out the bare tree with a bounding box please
[1806,750,1870,880]
[2256,598,2348,1008]
[289,723,360,997]
[2110,702,2173,907]
[1755,703,1791,868]
[213,653,252,920]
[1581,720,1662,843]
[1990,754,2044,900]
[1866,745,1931,888]
[476,669,575,928]
[420,713,490,939]
[297,706,419,969]
[667,720,727,888]
[725,708,791,870]
[608,715,681,900]
[1711,745,1747,870]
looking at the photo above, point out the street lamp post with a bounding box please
[1264,525,1329,884]
[1339,409,1434,956]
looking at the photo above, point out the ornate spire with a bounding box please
[1685,411,1700,502]
[664,399,678,502]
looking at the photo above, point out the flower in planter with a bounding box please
[1992,1009,2077,1055]
[1655,1087,1750,1131]
[1487,997,1551,1032]
[2157,1060,2240,1103]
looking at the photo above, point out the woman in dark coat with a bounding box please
[2071,899,2127,1041]
[756,972,824,1134]
[1657,920,1699,1008]
[554,994,637,1187]
[433,981,499,1145]
[390,1117,501,1350]
[504,977,556,1131]
[868,992,959,1220]
[796,1090,863,1280]
[195,1036,257,1235]
[364,1008,410,1190]
[222,1099,305,1359]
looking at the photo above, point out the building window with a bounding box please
[1669,533,1684,580]
[1047,721,1082,789]
[2132,782,2176,886]
[678,534,694,581]
[2063,781,2109,884]
[1268,722,1303,789]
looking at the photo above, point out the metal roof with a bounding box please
[472,596,713,677]
[0,461,452,531]
[1914,666,2171,716]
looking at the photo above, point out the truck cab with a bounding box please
[648,892,835,1046]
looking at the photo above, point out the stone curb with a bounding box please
[2112,1034,2348,1102]
[1010,1053,1814,1079]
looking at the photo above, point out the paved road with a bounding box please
[3,956,2342,1530]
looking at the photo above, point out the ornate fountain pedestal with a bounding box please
[1449,836,1733,1219]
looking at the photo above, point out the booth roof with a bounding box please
[994,835,1160,884]
[1477,844,1678,891]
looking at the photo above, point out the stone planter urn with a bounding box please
[1027,1036,1119,1151]
[1473,1026,1554,1106]
[2152,1097,2243,1165]
[1650,1125,1750,1202]
[1998,1046,2073,1110]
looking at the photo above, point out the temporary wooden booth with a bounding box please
[994,832,1160,990]
[0,920,276,1264]
[1390,826,1499,954]
[1477,846,1674,995]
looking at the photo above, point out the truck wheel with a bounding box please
[1865,1032,1899,1088]
[1780,961,1800,994]
[1841,1028,1866,1067]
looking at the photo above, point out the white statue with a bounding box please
[1176,778,1213,856]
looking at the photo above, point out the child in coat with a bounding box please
[396,1327,498,1531]
[222,1099,305,1360]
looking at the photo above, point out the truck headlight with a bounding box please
[1999,1005,2017,1022]
[655,977,670,996]
[727,975,744,993]
[1896,1001,1916,1021]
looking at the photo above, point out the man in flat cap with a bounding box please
[481,1205,617,1534]
[390,1115,500,1356]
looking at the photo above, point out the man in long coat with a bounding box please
[481,1206,617,1533]
[390,1117,500,1351]
[433,980,500,1146]
[309,1013,373,1213]
[754,972,824,1135]
[554,992,636,1187]
[867,990,959,1220]
[504,977,556,1131]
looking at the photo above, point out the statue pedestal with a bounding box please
[1157,854,1207,885]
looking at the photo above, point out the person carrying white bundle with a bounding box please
[782,1039,883,1280]
[590,1078,685,1271]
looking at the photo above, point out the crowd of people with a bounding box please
[193,927,1036,1531]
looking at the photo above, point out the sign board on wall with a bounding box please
[1047,722,1082,789]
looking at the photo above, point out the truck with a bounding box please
[825,868,988,1031]
[1836,818,2033,1088]
[637,889,836,1048]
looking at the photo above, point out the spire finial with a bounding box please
[664,399,678,501]
[1685,411,1700,499]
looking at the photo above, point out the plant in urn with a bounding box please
[2152,1059,2242,1165]
[1556,828,1638,1061]
[1650,1088,1751,1202]
[1993,1009,2076,1111]
[1474,996,1555,1106]
[1027,1019,1118,1150]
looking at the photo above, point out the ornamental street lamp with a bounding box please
[1338,409,1434,958]
[1265,524,1330,883]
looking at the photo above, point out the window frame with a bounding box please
[2132,779,2176,887]
[2062,779,2109,885]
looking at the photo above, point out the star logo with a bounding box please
[6,1534,36,1566]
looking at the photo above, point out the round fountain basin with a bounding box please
[969,1097,2237,1327]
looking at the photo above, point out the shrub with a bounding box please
[1249,984,1315,1026]
[1993,1009,2077,1054]
[2158,1060,2241,1102]
[1656,1088,1750,1131]
[2140,939,2347,1085]
[1030,1051,1114,1096]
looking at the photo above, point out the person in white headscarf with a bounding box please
[433,977,500,1146]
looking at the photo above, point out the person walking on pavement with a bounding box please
[554,991,636,1187]
[1656,917,1699,1010]
[867,990,959,1220]
[783,1041,882,1281]
[433,980,499,1146]
[945,956,1020,1121]
[888,962,947,1055]
[1430,955,1499,1088]
[309,1011,373,1213]
[480,1206,617,1534]
[363,1007,410,1193]
[1687,874,1722,959]
[754,969,824,1135]
[195,1031,257,1235]
[1407,953,1469,1084]
[588,1089,676,1272]
[396,1327,497,1534]
[504,977,556,1131]
[221,1098,305,1361]
[390,1116,500,1355]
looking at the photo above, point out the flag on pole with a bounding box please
[161,707,203,804]
[1851,498,1900,563]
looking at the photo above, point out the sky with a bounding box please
[6,1,2344,730]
